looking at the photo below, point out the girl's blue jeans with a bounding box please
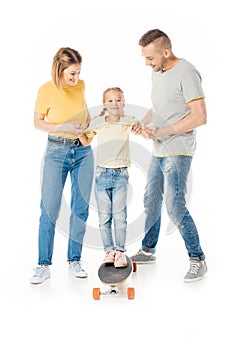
[95,166,129,252]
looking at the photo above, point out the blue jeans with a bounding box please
[142,155,205,260]
[95,166,129,251]
[38,136,94,265]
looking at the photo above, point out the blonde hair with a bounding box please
[99,87,124,116]
[102,87,124,103]
[51,47,82,90]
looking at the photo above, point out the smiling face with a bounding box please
[61,63,81,86]
[141,41,169,72]
[103,89,125,116]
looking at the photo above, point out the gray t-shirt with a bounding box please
[151,58,205,157]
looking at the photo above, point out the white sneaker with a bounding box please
[68,261,88,278]
[30,266,50,284]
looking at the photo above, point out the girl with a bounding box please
[30,47,94,284]
[86,87,142,267]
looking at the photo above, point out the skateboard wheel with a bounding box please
[127,287,135,300]
[93,288,101,300]
[132,261,137,272]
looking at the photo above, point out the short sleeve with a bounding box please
[34,85,51,115]
[181,67,205,103]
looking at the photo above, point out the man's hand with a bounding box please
[144,126,162,139]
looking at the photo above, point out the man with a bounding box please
[131,29,207,282]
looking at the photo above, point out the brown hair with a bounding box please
[51,47,82,90]
[138,29,171,49]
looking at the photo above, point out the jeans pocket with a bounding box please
[47,141,65,152]
[120,167,129,179]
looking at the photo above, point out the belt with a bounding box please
[97,166,127,172]
[48,136,80,146]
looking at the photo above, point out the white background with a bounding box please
[2,0,234,349]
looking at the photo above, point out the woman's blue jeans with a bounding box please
[38,136,94,265]
[142,155,205,260]
[95,166,129,251]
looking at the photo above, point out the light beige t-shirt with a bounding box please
[86,114,138,168]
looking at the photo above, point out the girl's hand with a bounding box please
[132,122,145,135]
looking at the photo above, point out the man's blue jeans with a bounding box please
[142,155,205,260]
[95,166,129,251]
[38,136,94,265]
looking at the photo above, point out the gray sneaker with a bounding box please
[30,265,51,284]
[69,261,88,278]
[130,249,156,264]
[183,260,207,283]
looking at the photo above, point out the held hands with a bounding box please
[56,121,86,136]
[132,122,162,139]
[143,126,162,139]
[132,122,144,135]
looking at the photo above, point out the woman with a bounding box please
[30,47,94,284]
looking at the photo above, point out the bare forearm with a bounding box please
[34,118,59,133]
[131,108,153,135]
[34,111,88,135]
[142,108,153,126]
[158,112,207,136]
[149,98,207,138]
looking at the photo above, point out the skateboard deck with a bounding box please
[98,255,132,285]
[93,255,137,300]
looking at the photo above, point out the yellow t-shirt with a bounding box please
[86,115,138,168]
[34,80,88,139]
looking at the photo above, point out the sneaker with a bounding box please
[114,251,127,268]
[130,249,156,264]
[103,249,115,264]
[69,261,88,278]
[30,265,50,284]
[183,260,207,283]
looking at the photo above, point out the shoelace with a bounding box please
[106,250,114,257]
[33,266,47,277]
[115,252,124,262]
[136,249,144,256]
[189,262,201,275]
[71,261,84,271]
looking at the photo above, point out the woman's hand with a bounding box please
[34,112,86,136]
[56,121,86,136]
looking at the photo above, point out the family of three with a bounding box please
[30,28,207,285]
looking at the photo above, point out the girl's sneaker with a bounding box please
[114,251,127,268]
[103,250,115,264]
[30,265,51,284]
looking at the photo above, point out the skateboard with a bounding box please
[93,255,137,300]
